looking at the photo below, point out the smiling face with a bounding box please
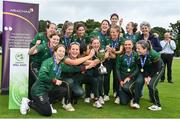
[55,45,65,61]
[47,23,57,36]
[141,25,150,35]
[91,38,101,52]
[124,40,133,53]
[101,20,110,33]
[136,43,147,55]
[65,25,74,37]
[77,26,85,38]
[110,15,119,26]
[69,44,80,59]
[126,22,133,33]
[110,27,119,40]
[49,35,60,47]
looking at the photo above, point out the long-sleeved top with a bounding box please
[160,40,176,54]
[31,57,86,96]
[140,33,162,52]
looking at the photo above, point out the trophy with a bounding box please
[97,49,107,74]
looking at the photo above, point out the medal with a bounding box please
[125,53,132,73]
[140,55,147,73]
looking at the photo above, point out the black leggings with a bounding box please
[30,86,67,116]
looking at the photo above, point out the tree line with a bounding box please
[0,19,179,56]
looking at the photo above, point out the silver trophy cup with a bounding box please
[97,49,107,74]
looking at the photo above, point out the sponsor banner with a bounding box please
[9,48,29,109]
[2,1,39,94]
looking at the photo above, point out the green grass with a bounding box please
[0,58,180,118]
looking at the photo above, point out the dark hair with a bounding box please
[110,13,119,19]
[136,40,152,51]
[76,22,86,31]
[46,21,56,29]
[61,21,74,37]
[129,22,138,34]
[54,44,65,53]
[49,33,60,39]
[101,19,110,27]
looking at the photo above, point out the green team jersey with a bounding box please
[73,33,90,54]
[124,33,140,45]
[137,49,162,77]
[116,51,139,80]
[30,43,52,64]
[30,32,48,48]
[106,37,125,50]
[31,57,83,96]
[59,35,74,49]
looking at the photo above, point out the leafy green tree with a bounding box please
[170,20,180,56]
[151,27,167,40]
[38,20,47,32]
[85,19,100,35]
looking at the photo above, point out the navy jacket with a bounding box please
[140,33,162,52]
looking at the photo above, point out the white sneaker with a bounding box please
[148,105,162,111]
[114,97,120,104]
[99,96,105,105]
[90,93,94,99]
[103,95,110,101]
[50,104,57,114]
[84,98,91,103]
[93,100,102,109]
[113,92,117,97]
[63,103,75,111]
[130,99,134,107]
[20,97,30,115]
[61,97,65,105]
[131,103,140,109]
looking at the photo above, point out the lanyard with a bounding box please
[111,39,118,48]
[125,53,132,68]
[53,57,61,78]
[64,36,71,48]
[140,55,147,68]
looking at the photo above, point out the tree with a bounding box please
[38,20,47,32]
[151,27,167,40]
[85,19,100,35]
[170,20,180,56]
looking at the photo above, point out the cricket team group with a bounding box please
[19,13,176,116]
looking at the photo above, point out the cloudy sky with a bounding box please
[0,0,179,31]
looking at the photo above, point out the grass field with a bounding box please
[0,57,180,118]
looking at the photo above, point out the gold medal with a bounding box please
[127,68,131,72]
[141,68,144,72]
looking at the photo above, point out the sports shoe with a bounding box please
[103,95,110,101]
[93,100,102,109]
[90,93,94,99]
[148,105,162,111]
[99,96,105,105]
[114,97,120,104]
[50,104,57,113]
[84,97,91,103]
[130,99,134,107]
[20,97,30,115]
[131,103,140,109]
[63,103,75,111]
[113,92,117,97]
